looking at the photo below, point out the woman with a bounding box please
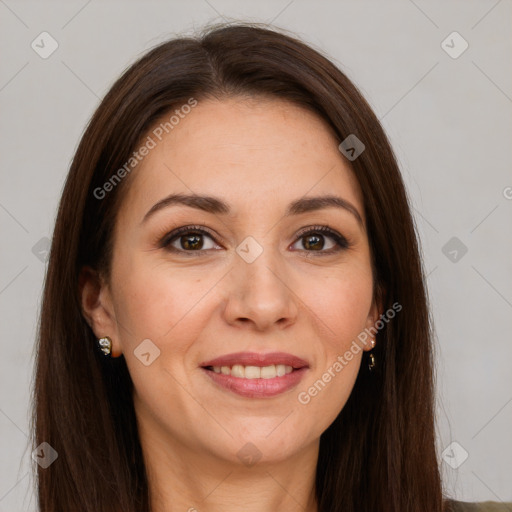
[31,23,511,512]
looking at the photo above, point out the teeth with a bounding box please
[260,365,275,379]
[244,365,261,379]
[211,364,294,378]
[231,364,245,378]
[276,364,287,377]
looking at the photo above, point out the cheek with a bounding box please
[111,256,218,349]
[110,254,236,430]
[301,266,374,352]
[293,265,373,419]
[110,258,217,411]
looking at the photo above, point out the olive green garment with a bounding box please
[448,501,512,511]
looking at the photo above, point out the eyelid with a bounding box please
[158,224,222,250]
[159,224,351,254]
[291,225,351,253]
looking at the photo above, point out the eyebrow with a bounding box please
[141,193,364,228]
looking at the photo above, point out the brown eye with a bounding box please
[291,226,350,255]
[301,233,329,251]
[161,226,220,254]
[177,233,205,250]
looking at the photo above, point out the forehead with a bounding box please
[120,97,364,222]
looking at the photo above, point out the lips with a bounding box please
[199,351,309,398]
[200,351,309,369]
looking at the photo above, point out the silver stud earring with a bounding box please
[97,336,112,356]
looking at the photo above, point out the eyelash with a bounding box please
[159,224,352,257]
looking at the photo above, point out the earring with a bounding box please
[97,336,112,356]
[368,339,376,372]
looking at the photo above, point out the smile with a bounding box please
[201,366,308,398]
[200,351,309,398]
[205,364,294,379]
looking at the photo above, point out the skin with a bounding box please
[81,96,381,512]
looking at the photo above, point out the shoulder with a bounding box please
[445,499,512,511]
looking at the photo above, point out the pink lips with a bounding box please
[200,351,309,399]
[200,351,309,369]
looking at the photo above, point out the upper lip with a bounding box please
[200,351,309,369]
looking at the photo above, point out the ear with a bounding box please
[363,288,385,352]
[78,266,123,357]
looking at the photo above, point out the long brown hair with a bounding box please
[32,22,449,511]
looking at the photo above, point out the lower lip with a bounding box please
[201,367,308,398]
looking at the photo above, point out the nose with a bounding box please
[222,245,299,332]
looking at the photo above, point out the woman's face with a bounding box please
[85,97,380,466]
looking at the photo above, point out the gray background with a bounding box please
[1,1,511,510]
